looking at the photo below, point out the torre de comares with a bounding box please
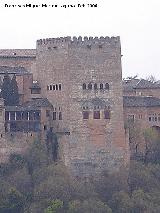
[0,36,131,176]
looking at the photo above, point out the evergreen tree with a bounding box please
[1,72,12,105]
[10,74,19,105]
[1,73,19,106]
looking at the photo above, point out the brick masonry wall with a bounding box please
[36,37,129,176]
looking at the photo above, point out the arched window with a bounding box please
[100,83,103,89]
[88,83,92,90]
[105,83,109,90]
[94,83,98,90]
[82,83,86,90]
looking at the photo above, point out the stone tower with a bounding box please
[36,36,129,176]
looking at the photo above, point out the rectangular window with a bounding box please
[149,117,151,121]
[53,85,55,90]
[59,84,62,91]
[49,85,52,90]
[93,111,100,119]
[104,110,110,119]
[53,112,56,120]
[83,111,89,119]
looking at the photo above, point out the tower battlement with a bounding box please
[36,36,120,49]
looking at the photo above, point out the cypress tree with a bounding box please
[1,72,12,105]
[10,74,19,105]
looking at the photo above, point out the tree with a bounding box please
[1,72,12,105]
[109,191,133,213]
[44,199,64,213]
[143,128,160,163]
[46,128,58,161]
[1,73,19,106]
[128,161,160,192]
[68,199,112,213]
[10,74,19,105]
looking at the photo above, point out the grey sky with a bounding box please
[0,0,160,79]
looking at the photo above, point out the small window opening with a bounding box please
[93,111,100,119]
[49,85,52,90]
[104,110,110,119]
[83,111,89,119]
[94,83,98,90]
[105,83,109,90]
[56,84,58,90]
[100,83,103,90]
[82,83,86,90]
[53,85,55,90]
[53,112,56,120]
[59,112,62,120]
[59,84,62,91]
[88,83,92,90]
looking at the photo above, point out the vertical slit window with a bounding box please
[88,83,92,90]
[59,84,62,91]
[100,83,103,90]
[82,83,86,90]
[53,112,56,120]
[59,112,62,120]
[94,83,97,90]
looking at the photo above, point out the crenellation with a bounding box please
[36,36,121,49]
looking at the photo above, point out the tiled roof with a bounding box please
[0,66,30,75]
[123,96,160,107]
[23,98,53,108]
[123,78,139,92]
[5,98,53,111]
[0,49,36,58]
[123,78,160,91]
[133,79,160,89]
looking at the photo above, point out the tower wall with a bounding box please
[36,36,129,176]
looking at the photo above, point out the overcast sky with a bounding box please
[0,0,160,79]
